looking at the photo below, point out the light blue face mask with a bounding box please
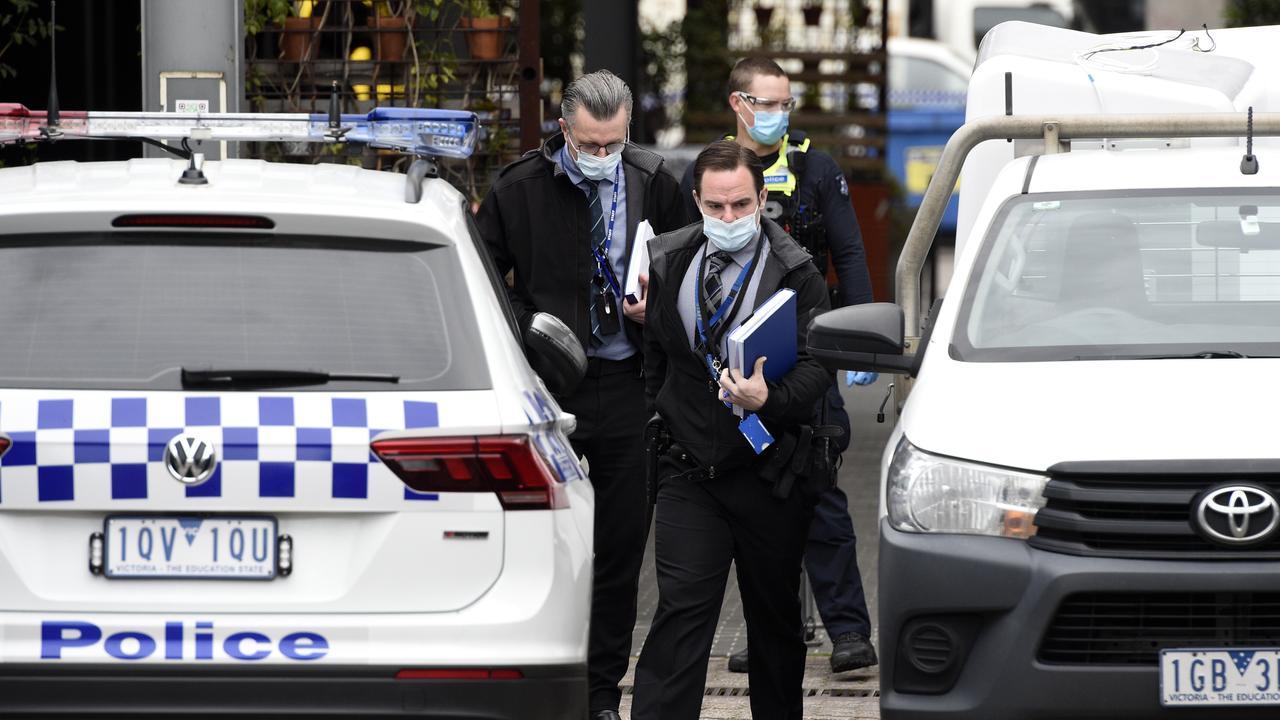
[567,133,623,181]
[743,107,789,146]
[701,207,760,253]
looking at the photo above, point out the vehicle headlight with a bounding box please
[887,437,1048,538]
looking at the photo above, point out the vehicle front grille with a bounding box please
[1029,469,1280,560]
[1040,592,1280,665]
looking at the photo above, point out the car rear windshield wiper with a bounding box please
[181,367,400,387]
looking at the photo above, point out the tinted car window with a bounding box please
[0,234,490,390]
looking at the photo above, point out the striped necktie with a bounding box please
[702,250,734,315]
[586,182,615,346]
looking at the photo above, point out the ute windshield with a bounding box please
[955,190,1280,361]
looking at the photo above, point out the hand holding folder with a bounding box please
[726,288,798,417]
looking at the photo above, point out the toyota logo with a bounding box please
[1194,484,1280,546]
[164,435,218,486]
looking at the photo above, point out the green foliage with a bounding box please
[540,0,581,92]
[411,0,452,23]
[640,20,684,127]
[243,0,293,36]
[0,0,56,81]
[459,0,497,18]
[681,0,732,116]
[1225,0,1280,26]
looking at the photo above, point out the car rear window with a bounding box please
[0,233,490,390]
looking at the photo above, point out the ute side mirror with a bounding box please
[523,312,588,396]
[806,302,916,374]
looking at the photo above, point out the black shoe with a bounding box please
[590,711,621,720]
[830,632,878,673]
[727,646,749,673]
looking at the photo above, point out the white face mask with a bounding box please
[566,133,623,181]
[701,207,760,253]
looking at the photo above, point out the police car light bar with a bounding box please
[0,104,478,159]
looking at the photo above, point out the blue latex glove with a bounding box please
[845,370,879,387]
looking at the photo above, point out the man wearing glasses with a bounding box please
[680,56,879,677]
[476,70,685,720]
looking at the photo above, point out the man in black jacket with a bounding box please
[475,70,685,720]
[631,141,830,720]
[686,56,879,676]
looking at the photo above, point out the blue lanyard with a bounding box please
[588,165,623,297]
[694,240,761,383]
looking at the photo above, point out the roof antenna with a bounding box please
[1004,71,1013,143]
[178,138,209,186]
[1241,106,1259,175]
[40,0,61,139]
[325,81,349,142]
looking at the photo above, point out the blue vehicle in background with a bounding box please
[885,37,970,236]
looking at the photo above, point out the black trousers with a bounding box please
[560,355,650,713]
[632,449,815,720]
[804,383,872,639]
[805,483,872,638]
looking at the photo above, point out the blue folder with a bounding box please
[728,288,797,384]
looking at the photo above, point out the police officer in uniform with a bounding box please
[680,56,879,674]
[476,70,685,720]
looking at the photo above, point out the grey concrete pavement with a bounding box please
[620,375,895,719]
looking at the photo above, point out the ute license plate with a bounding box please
[104,516,277,579]
[1161,649,1280,706]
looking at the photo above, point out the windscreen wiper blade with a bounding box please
[1140,350,1249,360]
[181,367,400,387]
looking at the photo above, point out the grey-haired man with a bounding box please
[476,70,685,720]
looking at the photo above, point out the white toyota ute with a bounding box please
[809,22,1280,720]
[0,103,593,718]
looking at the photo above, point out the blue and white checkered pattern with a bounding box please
[0,395,440,507]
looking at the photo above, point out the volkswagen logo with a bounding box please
[1194,484,1280,546]
[164,435,218,486]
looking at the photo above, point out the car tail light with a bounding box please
[371,436,568,510]
[395,668,524,680]
[0,435,9,459]
[112,214,275,229]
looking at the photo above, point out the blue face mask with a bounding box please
[742,107,789,146]
[566,133,623,181]
[701,207,760,253]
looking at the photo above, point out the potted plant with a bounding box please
[279,0,321,63]
[460,0,510,61]
[368,0,410,62]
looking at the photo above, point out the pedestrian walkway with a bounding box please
[617,656,881,719]
[623,378,892,719]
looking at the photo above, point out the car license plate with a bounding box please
[1161,649,1280,706]
[104,516,277,579]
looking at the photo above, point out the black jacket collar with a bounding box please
[536,132,668,266]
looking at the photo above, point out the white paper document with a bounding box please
[625,220,656,303]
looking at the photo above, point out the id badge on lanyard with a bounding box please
[694,239,762,392]
[591,166,623,336]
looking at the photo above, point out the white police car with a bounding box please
[0,103,593,717]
